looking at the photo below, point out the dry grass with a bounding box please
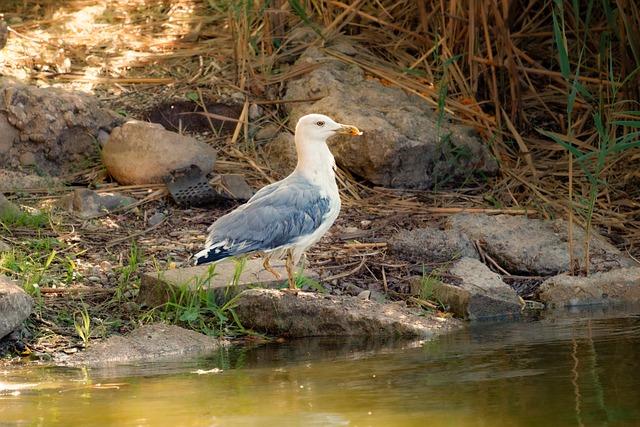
[1,0,639,258]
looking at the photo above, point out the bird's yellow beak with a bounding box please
[335,124,363,136]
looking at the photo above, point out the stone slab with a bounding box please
[233,288,461,338]
[138,258,315,307]
[65,323,227,366]
[432,257,523,320]
[537,267,640,308]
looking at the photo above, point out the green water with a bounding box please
[2,307,640,427]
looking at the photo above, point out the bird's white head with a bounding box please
[292,113,362,181]
[295,114,362,143]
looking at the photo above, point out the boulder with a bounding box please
[102,121,217,185]
[537,267,640,308]
[59,188,136,218]
[448,213,634,275]
[232,288,461,338]
[283,45,498,189]
[261,131,296,176]
[66,323,226,366]
[388,226,478,263]
[433,257,522,320]
[0,275,34,339]
[0,78,123,175]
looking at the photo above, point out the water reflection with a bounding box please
[2,305,639,426]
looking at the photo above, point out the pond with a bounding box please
[2,306,639,427]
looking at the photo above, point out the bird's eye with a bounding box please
[316,121,325,127]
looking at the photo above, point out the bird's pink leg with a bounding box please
[285,249,297,290]
[262,255,281,280]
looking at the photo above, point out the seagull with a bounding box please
[194,113,362,289]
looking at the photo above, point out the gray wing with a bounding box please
[245,179,283,204]
[204,176,330,256]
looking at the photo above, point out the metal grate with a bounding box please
[164,164,220,206]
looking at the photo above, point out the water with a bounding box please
[2,307,640,427]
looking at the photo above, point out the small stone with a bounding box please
[0,241,11,252]
[148,211,166,227]
[218,174,254,201]
[254,123,280,141]
[59,188,135,218]
[18,151,36,166]
[88,276,101,283]
[97,129,110,146]
[249,104,263,120]
[357,290,371,300]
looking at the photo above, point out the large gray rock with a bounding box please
[434,257,522,320]
[283,45,497,189]
[389,226,478,263]
[537,267,640,308]
[233,288,461,338]
[449,213,634,275]
[0,78,123,175]
[261,131,296,177]
[66,323,226,366]
[102,121,217,185]
[59,188,136,218]
[0,275,33,339]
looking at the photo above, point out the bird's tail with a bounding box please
[193,245,232,266]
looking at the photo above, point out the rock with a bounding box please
[0,193,20,219]
[0,78,123,175]
[66,323,226,366]
[102,121,217,185]
[59,188,136,218]
[449,213,634,275]
[0,168,63,191]
[0,275,34,339]
[147,211,166,227]
[537,267,640,308]
[432,257,522,320]
[388,226,478,263]
[232,288,461,338]
[254,123,280,141]
[261,131,297,176]
[138,258,317,307]
[0,241,10,252]
[215,174,255,201]
[283,45,497,189]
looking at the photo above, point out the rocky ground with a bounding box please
[1,3,639,366]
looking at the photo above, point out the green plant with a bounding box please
[540,0,640,274]
[0,209,49,229]
[74,303,92,347]
[113,242,141,301]
[143,263,246,337]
